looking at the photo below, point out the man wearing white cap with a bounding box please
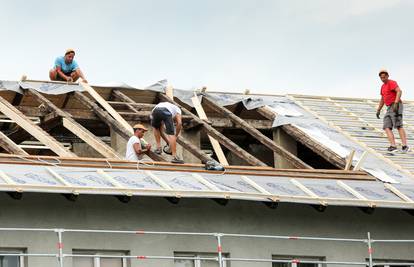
[376,69,409,153]
[49,49,87,83]
[125,124,152,161]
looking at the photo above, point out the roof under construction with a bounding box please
[0,79,413,210]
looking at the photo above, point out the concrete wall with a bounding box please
[110,122,201,164]
[273,128,297,169]
[0,193,413,267]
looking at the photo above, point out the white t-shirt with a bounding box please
[125,136,143,161]
[153,102,182,117]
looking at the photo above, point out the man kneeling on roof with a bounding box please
[125,124,152,161]
[49,49,87,83]
[150,102,184,164]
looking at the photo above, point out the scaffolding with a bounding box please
[0,227,413,267]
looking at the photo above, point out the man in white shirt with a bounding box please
[150,102,184,164]
[125,124,152,161]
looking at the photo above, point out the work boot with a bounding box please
[171,156,184,164]
[154,147,162,155]
[387,146,398,153]
[402,146,410,153]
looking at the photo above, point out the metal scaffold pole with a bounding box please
[56,229,64,267]
[367,232,373,267]
[216,234,224,267]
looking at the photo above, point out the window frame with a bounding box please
[0,248,26,267]
[72,249,130,267]
[174,251,229,267]
[272,254,326,267]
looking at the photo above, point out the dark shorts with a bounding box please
[55,71,74,81]
[383,102,403,129]
[151,107,175,135]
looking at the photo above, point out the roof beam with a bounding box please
[26,89,122,159]
[202,96,311,169]
[112,90,213,164]
[73,91,165,162]
[80,82,134,135]
[0,96,75,157]
[0,131,28,155]
[158,93,267,167]
[191,94,228,166]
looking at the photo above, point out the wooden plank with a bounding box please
[26,89,123,160]
[0,131,28,155]
[62,118,122,159]
[80,82,134,135]
[384,183,414,203]
[203,96,311,169]
[165,85,174,99]
[73,91,166,162]
[191,95,228,166]
[0,96,75,157]
[158,94,267,167]
[345,150,355,170]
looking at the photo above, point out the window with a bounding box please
[72,250,129,267]
[174,252,228,267]
[272,255,325,267]
[370,259,414,267]
[0,248,25,267]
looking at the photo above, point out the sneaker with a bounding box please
[387,146,398,153]
[402,146,410,153]
[154,147,162,155]
[163,145,172,155]
[171,156,184,164]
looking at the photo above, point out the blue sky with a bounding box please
[1,0,414,99]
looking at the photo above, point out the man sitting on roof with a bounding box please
[125,124,152,161]
[151,102,184,164]
[49,49,87,83]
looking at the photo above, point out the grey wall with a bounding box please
[0,193,413,267]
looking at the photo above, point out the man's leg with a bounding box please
[153,128,162,150]
[384,128,396,146]
[49,69,58,81]
[397,127,408,146]
[167,134,178,157]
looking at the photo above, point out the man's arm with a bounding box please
[175,114,182,137]
[377,96,385,111]
[376,96,384,119]
[133,143,146,156]
[56,66,72,81]
[75,68,87,83]
[394,86,402,103]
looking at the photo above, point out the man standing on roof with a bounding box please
[49,49,87,83]
[125,124,152,161]
[376,69,409,153]
[151,102,184,164]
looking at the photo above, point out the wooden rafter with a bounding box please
[0,131,28,155]
[158,94,267,167]
[191,94,228,166]
[26,89,122,159]
[202,96,311,169]
[0,96,75,157]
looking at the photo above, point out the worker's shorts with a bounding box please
[383,102,403,129]
[54,71,75,81]
[151,107,175,135]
